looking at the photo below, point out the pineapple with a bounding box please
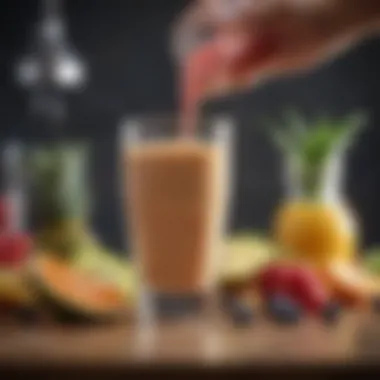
[267,110,367,266]
[27,143,92,260]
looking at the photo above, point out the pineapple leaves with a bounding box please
[283,108,307,144]
[262,117,296,155]
[28,143,92,226]
[263,108,368,198]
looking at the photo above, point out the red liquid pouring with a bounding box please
[180,29,279,134]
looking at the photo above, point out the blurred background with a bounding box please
[1,0,380,252]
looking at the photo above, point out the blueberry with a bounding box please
[321,302,341,324]
[222,296,255,327]
[266,294,301,325]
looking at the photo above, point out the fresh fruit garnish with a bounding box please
[321,301,342,324]
[221,295,255,327]
[267,111,367,266]
[0,233,32,267]
[257,262,330,315]
[220,233,277,286]
[257,262,294,297]
[266,294,301,325]
[317,262,378,308]
[0,269,32,306]
[289,265,328,314]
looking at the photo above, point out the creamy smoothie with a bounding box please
[125,140,227,294]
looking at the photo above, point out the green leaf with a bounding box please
[282,108,307,146]
[264,108,369,198]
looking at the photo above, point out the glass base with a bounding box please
[138,290,216,324]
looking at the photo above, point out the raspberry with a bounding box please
[258,263,294,297]
[0,233,32,267]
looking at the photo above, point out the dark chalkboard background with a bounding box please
[0,0,380,252]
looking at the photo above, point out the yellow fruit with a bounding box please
[220,235,277,284]
[0,269,32,305]
[274,201,358,265]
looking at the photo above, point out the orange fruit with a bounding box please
[274,201,358,265]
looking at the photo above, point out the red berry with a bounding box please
[289,266,328,314]
[258,263,294,298]
[0,233,32,267]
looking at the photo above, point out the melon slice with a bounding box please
[220,234,278,293]
[29,255,130,323]
[318,261,380,309]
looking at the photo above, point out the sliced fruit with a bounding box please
[0,269,32,306]
[71,232,137,300]
[317,262,379,309]
[28,254,130,323]
[220,234,277,287]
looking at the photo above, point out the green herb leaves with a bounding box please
[265,109,368,199]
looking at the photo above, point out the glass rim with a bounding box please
[119,112,235,127]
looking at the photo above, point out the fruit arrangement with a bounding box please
[0,196,34,309]
[0,144,136,325]
[1,113,380,328]
[27,144,92,260]
[218,111,380,327]
[219,237,380,327]
[269,111,366,265]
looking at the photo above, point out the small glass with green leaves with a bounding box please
[26,142,92,261]
[266,110,367,265]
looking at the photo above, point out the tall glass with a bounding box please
[119,115,233,324]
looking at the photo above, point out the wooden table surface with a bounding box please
[1,312,380,377]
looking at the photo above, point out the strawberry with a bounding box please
[289,265,329,314]
[0,233,32,267]
[257,263,294,297]
[258,263,329,315]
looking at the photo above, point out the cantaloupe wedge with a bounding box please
[317,261,380,309]
[28,254,131,323]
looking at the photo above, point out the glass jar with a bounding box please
[274,136,359,267]
[26,142,92,261]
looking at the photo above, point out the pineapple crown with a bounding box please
[265,109,368,162]
[264,109,369,198]
[29,142,92,224]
